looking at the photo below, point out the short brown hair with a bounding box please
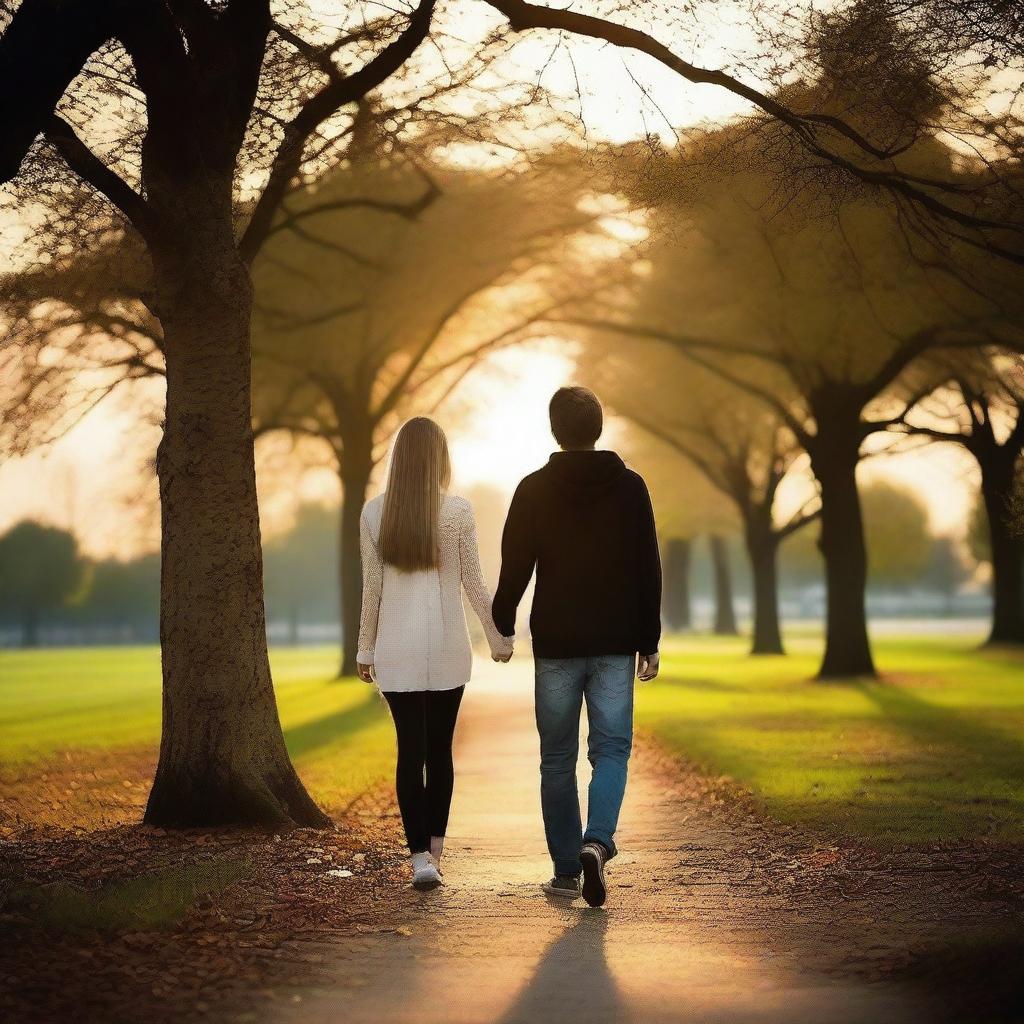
[549,386,603,448]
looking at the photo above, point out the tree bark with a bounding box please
[978,451,1024,645]
[144,235,329,829]
[709,534,738,636]
[808,414,876,679]
[744,517,784,655]
[337,428,374,678]
[662,537,692,631]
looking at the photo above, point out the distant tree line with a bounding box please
[657,481,982,642]
[0,481,982,651]
[0,505,339,648]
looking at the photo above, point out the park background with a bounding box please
[1,0,1023,1022]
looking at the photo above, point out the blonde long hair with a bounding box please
[378,417,452,572]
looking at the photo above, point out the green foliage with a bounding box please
[4,861,251,932]
[638,633,1024,843]
[781,479,936,588]
[921,536,972,600]
[861,479,932,585]
[0,520,84,642]
[76,554,160,632]
[779,520,822,587]
[263,503,340,636]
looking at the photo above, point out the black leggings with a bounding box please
[383,686,465,855]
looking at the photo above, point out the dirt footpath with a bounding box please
[266,660,1024,1024]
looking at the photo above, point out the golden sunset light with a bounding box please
[2,2,1022,1022]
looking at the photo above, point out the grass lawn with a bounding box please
[4,635,1024,845]
[0,646,394,811]
[637,632,1024,845]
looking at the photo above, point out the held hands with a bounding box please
[356,661,374,683]
[637,651,660,682]
[492,636,515,663]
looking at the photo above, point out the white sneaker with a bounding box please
[411,851,443,891]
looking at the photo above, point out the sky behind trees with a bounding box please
[0,341,981,559]
[0,0,1008,560]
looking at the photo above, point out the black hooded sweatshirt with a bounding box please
[492,450,662,658]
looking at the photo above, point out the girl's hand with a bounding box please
[491,636,514,663]
[356,661,374,683]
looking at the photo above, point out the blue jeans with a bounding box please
[534,655,635,877]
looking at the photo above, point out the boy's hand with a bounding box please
[637,652,660,682]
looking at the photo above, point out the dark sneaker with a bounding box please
[542,874,581,899]
[580,842,608,907]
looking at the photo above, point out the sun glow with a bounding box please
[445,342,579,493]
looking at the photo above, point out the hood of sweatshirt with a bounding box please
[544,450,628,502]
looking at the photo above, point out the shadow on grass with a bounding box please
[4,859,251,932]
[650,672,1024,841]
[656,674,773,694]
[761,681,1024,841]
[1,700,144,730]
[861,682,1024,790]
[283,687,386,760]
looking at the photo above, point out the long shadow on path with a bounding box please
[497,909,623,1024]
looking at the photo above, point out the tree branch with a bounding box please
[776,501,821,541]
[484,0,1024,264]
[897,423,969,444]
[561,316,810,442]
[266,173,441,240]
[0,0,120,180]
[240,0,437,263]
[44,116,159,245]
[623,409,736,498]
[485,0,894,156]
[552,316,790,366]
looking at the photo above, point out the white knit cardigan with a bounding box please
[357,493,513,691]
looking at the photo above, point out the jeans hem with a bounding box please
[583,831,617,859]
[554,863,583,878]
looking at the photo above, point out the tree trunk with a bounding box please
[744,517,784,655]
[144,243,329,829]
[338,429,374,678]
[709,534,738,636]
[979,452,1024,645]
[809,417,876,679]
[662,537,692,631]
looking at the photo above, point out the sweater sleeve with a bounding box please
[459,501,512,657]
[635,475,662,655]
[356,507,383,664]
[491,479,536,638]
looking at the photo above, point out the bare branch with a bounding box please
[240,0,437,263]
[44,116,159,245]
[484,0,1024,263]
